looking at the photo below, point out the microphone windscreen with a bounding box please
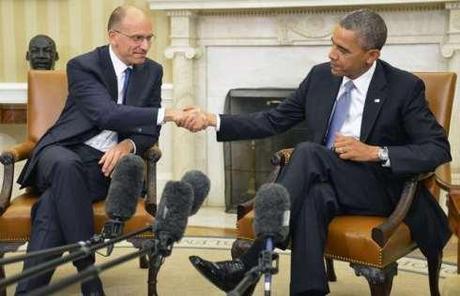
[253,183,290,243]
[105,154,144,221]
[181,170,210,216]
[156,181,193,242]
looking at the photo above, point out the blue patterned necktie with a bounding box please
[325,80,354,148]
[122,67,132,104]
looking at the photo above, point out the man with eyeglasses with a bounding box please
[15,5,183,296]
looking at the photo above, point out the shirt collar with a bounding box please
[109,45,132,77]
[342,61,376,95]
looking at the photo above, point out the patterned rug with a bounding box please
[4,237,459,295]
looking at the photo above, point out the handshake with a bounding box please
[165,107,217,133]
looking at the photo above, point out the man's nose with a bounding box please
[139,38,150,51]
[328,48,337,60]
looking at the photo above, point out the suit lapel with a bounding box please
[360,61,388,141]
[100,46,118,102]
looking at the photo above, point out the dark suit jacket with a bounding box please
[218,60,451,257]
[18,45,163,188]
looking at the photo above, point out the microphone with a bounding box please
[27,178,195,296]
[101,154,144,252]
[181,170,210,216]
[253,183,290,296]
[30,180,194,296]
[152,180,193,260]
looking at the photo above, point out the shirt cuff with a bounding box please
[157,107,165,125]
[127,139,137,154]
[215,114,221,131]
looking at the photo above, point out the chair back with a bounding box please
[413,72,456,198]
[413,72,456,134]
[27,70,68,143]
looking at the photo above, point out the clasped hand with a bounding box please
[167,107,211,132]
[333,134,380,162]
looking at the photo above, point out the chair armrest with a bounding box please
[236,147,295,220]
[143,144,162,217]
[236,199,255,220]
[0,152,14,215]
[1,140,35,163]
[435,163,460,191]
[447,189,460,229]
[372,175,420,247]
[272,148,294,166]
[0,141,36,215]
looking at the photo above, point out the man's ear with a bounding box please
[366,49,380,65]
[26,51,30,61]
[55,51,60,61]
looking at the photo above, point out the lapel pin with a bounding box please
[374,99,381,103]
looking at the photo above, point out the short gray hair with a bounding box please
[339,9,387,50]
[107,6,126,31]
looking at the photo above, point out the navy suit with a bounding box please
[15,45,163,295]
[218,60,451,294]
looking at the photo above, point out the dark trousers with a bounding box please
[15,144,110,295]
[275,143,401,295]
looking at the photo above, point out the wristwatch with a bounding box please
[378,146,389,163]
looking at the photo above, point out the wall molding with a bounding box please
[0,83,173,104]
[0,83,27,104]
[148,0,452,11]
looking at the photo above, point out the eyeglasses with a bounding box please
[113,30,155,43]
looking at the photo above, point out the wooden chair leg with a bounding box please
[427,253,442,296]
[351,262,397,296]
[127,238,149,268]
[139,255,149,269]
[325,258,337,282]
[457,240,460,274]
[0,252,6,296]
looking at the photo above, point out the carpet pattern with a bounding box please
[3,237,459,295]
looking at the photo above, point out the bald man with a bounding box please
[16,6,182,295]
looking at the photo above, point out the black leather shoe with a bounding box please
[189,256,247,292]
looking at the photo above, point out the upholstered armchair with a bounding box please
[435,162,460,274]
[231,72,457,296]
[0,70,161,295]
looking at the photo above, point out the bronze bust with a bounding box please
[26,34,59,70]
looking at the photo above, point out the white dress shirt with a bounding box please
[334,62,376,139]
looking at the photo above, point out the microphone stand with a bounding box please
[25,233,177,296]
[147,233,174,296]
[0,220,124,266]
[29,239,158,296]
[0,226,151,289]
[227,250,279,296]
